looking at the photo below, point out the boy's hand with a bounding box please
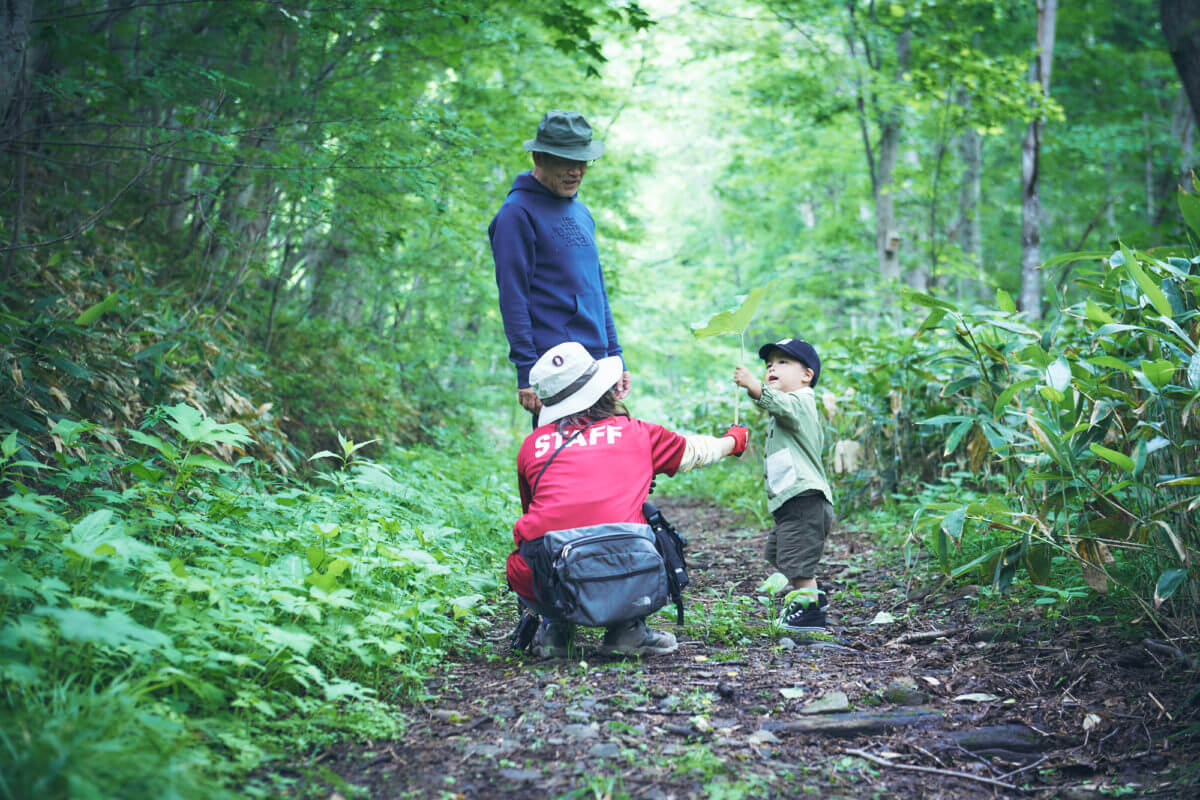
[723,424,749,457]
[733,365,763,399]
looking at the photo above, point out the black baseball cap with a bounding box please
[757,338,821,387]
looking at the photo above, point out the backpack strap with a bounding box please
[644,501,689,625]
[531,421,596,497]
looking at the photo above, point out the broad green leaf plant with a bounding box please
[691,282,776,423]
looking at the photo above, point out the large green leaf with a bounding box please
[943,419,974,456]
[183,453,234,473]
[1189,350,1200,388]
[1025,544,1053,586]
[127,429,179,460]
[1046,358,1072,392]
[37,607,171,652]
[940,506,967,542]
[1026,414,1063,465]
[691,282,774,338]
[992,378,1038,419]
[163,403,251,446]
[1040,250,1110,269]
[918,307,947,334]
[1139,359,1176,389]
[1083,300,1115,325]
[901,289,959,312]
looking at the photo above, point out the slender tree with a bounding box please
[1019,0,1058,320]
[1162,0,1200,132]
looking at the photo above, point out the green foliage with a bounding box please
[0,408,514,797]
[899,237,1200,625]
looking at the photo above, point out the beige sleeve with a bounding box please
[678,435,727,473]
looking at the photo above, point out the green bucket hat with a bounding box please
[523,110,605,161]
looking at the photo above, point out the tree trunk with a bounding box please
[1152,88,1197,225]
[1105,158,1117,238]
[1019,0,1058,321]
[1145,111,1156,222]
[1162,0,1200,133]
[1181,94,1197,186]
[1,0,33,284]
[874,30,911,293]
[0,0,33,128]
[956,92,984,297]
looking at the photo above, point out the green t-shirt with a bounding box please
[754,385,832,513]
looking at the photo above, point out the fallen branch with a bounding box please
[942,724,1048,753]
[843,748,1027,793]
[885,628,962,647]
[1143,638,1199,670]
[764,708,943,737]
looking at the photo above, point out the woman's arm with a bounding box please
[676,433,738,472]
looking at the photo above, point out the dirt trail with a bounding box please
[305,498,1199,799]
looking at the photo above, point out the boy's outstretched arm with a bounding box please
[733,365,763,399]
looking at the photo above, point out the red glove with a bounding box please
[723,424,749,456]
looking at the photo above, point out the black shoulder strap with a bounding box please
[531,421,595,496]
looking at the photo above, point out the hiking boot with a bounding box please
[532,618,575,659]
[779,592,828,632]
[600,619,678,656]
[508,611,539,652]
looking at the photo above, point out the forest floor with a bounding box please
[295,498,1200,799]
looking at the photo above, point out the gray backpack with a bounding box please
[544,522,669,627]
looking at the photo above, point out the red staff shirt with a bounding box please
[506,416,687,601]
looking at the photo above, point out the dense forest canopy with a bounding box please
[2,0,1200,797]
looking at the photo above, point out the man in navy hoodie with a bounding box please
[489,110,631,416]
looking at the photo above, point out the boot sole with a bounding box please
[532,647,570,659]
[599,642,679,657]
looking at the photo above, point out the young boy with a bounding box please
[734,338,834,631]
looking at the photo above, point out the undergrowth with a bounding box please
[0,408,515,799]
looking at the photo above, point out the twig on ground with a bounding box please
[843,748,1027,792]
[995,755,1049,782]
[952,743,1001,775]
[885,628,962,647]
[1147,692,1173,721]
[908,742,946,768]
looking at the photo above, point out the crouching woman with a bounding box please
[507,342,748,658]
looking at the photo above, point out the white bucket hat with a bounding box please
[530,342,624,427]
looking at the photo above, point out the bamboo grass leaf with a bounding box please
[1178,189,1200,238]
[1089,443,1134,472]
[1154,568,1190,606]
[75,292,121,326]
[1119,242,1174,318]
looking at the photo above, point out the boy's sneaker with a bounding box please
[600,619,678,656]
[779,592,829,632]
[532,618,575,659]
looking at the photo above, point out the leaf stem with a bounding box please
[735,332,744,425]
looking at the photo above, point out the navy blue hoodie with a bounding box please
[489,172,622,387]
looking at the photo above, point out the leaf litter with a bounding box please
[287,498,1200,799]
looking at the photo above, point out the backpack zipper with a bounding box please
[557,530,650,561]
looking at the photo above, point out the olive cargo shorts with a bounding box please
[765,491,833,580]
